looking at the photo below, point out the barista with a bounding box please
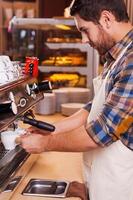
[19,0,133,200]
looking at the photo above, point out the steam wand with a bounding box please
[21,110,55,133]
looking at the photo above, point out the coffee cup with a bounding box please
[15,127,26,135]
[1,130,20,150]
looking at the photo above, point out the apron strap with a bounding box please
[112,113,133,141]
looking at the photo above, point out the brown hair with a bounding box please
[70,0,129,24]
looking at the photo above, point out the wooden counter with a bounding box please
[10,152,83,200]
[9,114,84,200]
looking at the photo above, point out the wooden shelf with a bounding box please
[0,0,40,53]
[1,2,13,7]
[13,2,37,9]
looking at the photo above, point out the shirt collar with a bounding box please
[105,28,133,61]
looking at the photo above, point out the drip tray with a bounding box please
[4,176,22,192]
[22,179,69,198]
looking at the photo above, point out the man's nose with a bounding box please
[82,33,89,43]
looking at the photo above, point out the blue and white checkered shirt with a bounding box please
[84,28,133,150]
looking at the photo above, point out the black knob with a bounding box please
[33,80,52,94]
[29,63,34,75]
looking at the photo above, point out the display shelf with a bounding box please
[39,66,88,73]
[45,43,88,51]
[9,17,99,98]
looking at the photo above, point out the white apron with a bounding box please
[83,41,133,200]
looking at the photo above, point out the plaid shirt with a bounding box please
[84,28,133,150]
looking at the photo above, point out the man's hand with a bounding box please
[18,130,51,153]
[26,126,51,135]
[66,181,89,200]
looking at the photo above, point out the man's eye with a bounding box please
[82,29,86,32]
[82,29,88,34]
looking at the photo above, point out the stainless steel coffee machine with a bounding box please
[0,74,54,199]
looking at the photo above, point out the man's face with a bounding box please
[74,14,116,55]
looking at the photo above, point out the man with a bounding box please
[19,0,133,199]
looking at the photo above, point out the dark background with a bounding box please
[41,0,72,17]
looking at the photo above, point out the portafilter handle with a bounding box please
[22,116,55,132]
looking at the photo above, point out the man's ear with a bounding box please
[99,10,115,30]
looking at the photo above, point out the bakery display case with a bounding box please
[10,17,99,98]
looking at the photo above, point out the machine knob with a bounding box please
[25,83,37,99]
[9,92,18,115]
[19,97,27,108]
[11,101,18,115]
[9,91,15,102]
[25,84,31,96]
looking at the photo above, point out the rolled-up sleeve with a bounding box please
[83,101,92,112]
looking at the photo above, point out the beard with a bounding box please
[89,25,116,56]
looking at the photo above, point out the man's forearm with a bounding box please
[46,126,98,152]
[53,108,89,134]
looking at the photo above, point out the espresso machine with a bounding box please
[0,57,55,199]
